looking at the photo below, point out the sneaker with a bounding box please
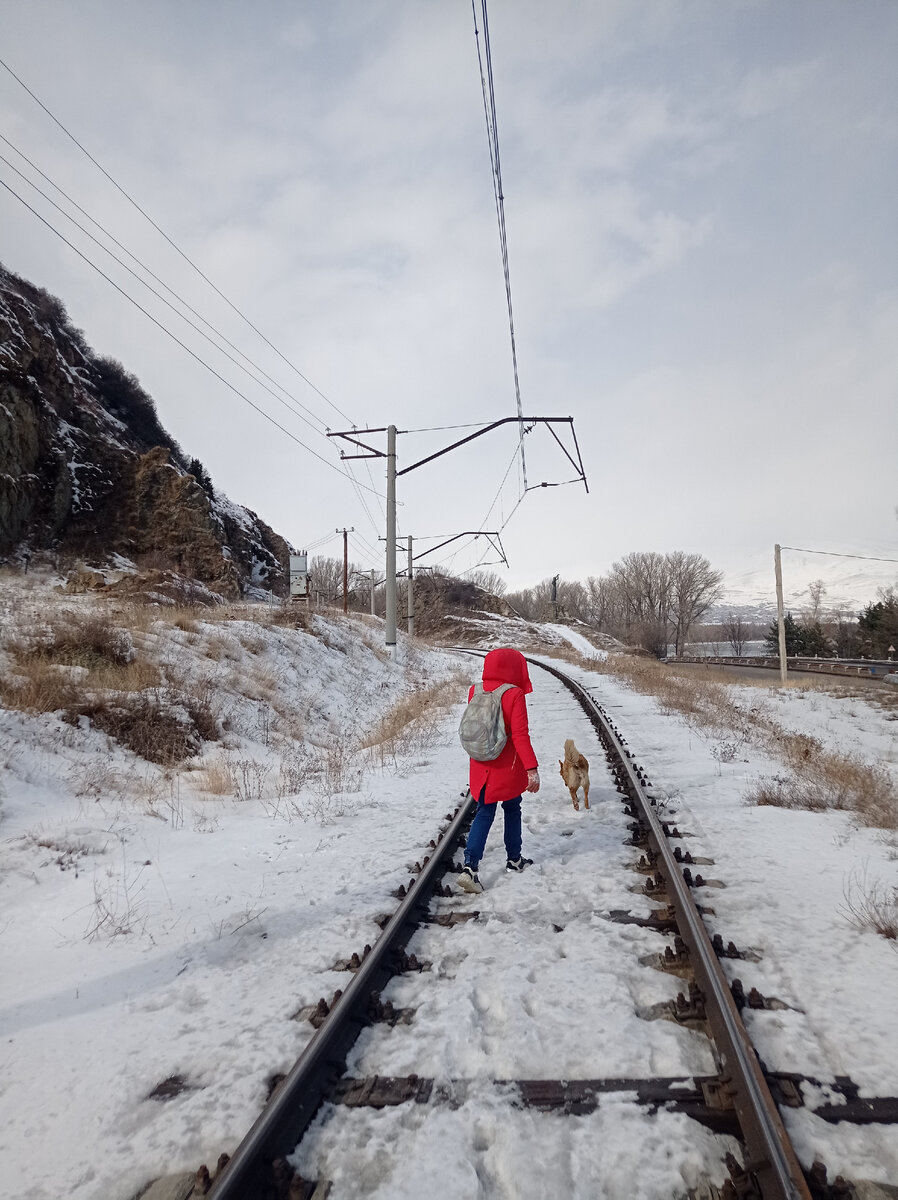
[506,857,534,872]
[457,865,484,894]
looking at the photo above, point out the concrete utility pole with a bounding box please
[326,416,587,648]
[385,425,397,648]
[407,535,415,636]
[370,569,376,616]
[774,544,788,685]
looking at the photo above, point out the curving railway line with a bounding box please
[139,653,897,1200]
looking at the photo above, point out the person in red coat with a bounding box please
[458,647,540,894]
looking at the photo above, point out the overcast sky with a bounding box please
[1,0,896,601]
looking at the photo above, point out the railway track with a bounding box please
[141,653,897,1200]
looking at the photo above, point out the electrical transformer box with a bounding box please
[289,553,309,598]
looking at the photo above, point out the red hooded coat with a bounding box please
[467,647,538,804]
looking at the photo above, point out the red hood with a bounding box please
[482,647,532,694]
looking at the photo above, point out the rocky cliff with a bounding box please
[0,265,289,597]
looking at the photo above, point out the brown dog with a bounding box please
[559,739,590,810]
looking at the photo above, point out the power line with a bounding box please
[781,546,898,564]
[0,156,387,536]
[0,53,354,427]
[0,133,330,435]
[0,64,392,537]
[0,177,386,498]
[0,151,334,440]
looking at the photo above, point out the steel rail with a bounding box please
[207,795,475,1199]
[530,654,812,1200]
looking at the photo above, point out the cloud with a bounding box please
[734,60,821,119]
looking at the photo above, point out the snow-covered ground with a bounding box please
[1,582,897,1199]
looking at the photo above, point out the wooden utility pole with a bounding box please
[407,535,414,636]
[774,544,788,684]
[337,527,354,613]
[370,569,376,616]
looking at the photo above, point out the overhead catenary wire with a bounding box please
[402,420,497,433]
[0,177,386,498]
[2,53,543,562]
[425,433,528,573]
[472,0,528,491]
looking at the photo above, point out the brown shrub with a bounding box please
[195,757,233,795]
[749,757,898,828]
[66,690,216,765]
[12,610,134,670]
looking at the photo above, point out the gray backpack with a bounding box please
[458,682,516,761]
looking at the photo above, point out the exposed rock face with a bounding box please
[0,265,289,596]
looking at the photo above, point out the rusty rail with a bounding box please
[207,795,475,1199]
[532,655,812,1200]
[206,649,814,1199]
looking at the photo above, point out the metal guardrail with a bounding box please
[676,655,896,680]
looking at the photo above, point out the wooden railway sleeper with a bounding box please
[702,1076,739,1112]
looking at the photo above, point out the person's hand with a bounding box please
[526,768,540,794]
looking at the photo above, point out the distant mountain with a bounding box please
[711,549,897,621]
[0,264,289,597]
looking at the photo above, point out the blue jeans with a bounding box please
[464,792,522,869]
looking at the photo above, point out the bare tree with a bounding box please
[468,569,507,597]
[310,554,365,608]
[807,579,827,622]
[725,613,750,656]
[668,551,724,658]
[505,585,539,620]
[607,551,673,656]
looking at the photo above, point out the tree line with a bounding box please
[500,551,724,658]
[299,550,897,663]
[765,592,898,660]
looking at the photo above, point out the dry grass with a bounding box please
[0,663,82,714]
[362,674,467,766]
[246,662,281,703]
[9,610,135,670]
[749,756,897,827]
[593,653,898,830]
[194,756,234,795]
[841,869,898,943]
